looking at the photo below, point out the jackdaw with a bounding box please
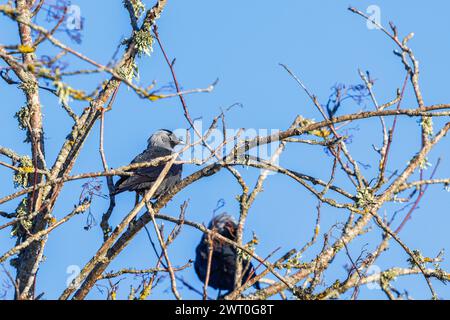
[194,213,261,293]
[112,129,183,199]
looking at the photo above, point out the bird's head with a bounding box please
[147,129,184,150]
[208,213,237,240]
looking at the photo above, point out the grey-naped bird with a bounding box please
[112,129,183,199]
[194,213,260,293]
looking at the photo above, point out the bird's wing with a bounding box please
[133,148,180,177]
[113,147,181,194]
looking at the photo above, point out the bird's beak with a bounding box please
[175,137,185,145]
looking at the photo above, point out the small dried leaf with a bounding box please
[148,94,163,101]
[309,128,331,138]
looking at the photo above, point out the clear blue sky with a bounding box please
[0,0,449,300]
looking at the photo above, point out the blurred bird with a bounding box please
[194,213,261,294]
[112,129,183,199]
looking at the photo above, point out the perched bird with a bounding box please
[194,213,260,293]
[112,129,183,199]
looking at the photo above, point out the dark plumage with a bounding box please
[194,213,260,293]
[112,129,183,198]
